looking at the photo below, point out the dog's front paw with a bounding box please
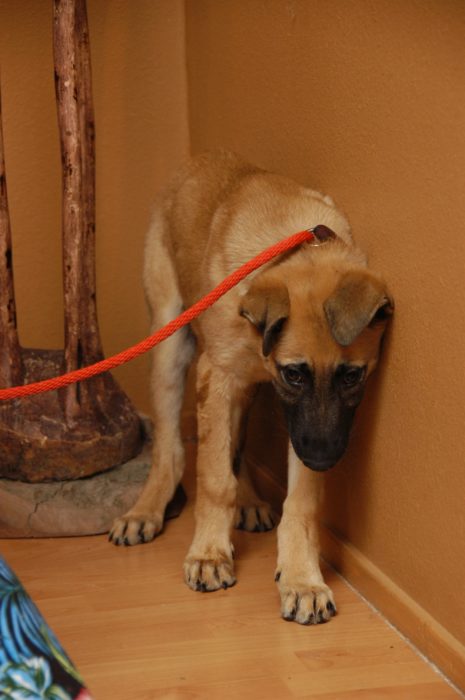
[109,512,164,546]
[275,571,336,625]
[184,552,236,592]
[234,503,275,532]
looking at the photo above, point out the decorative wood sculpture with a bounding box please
[0,0,142,482]
[0,90,21,393]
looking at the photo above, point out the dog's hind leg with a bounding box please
[109,213,195,546]
[234,456,276,532]
[232,395,276,532]
[228,391,275,532]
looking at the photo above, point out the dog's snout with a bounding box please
[295,435,345,472]
[283,392,357,474]
[302,457,337,472]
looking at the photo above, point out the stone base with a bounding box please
[0,420,187,538]
[0,348,143,481]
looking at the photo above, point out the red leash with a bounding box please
[0,228,315,401]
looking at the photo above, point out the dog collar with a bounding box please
[308,224,337,245]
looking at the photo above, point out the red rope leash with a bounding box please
[0,228,314,401]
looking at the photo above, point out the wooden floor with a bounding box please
[1,480,461,700]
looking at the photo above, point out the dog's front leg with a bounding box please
[275,442,337,624]
[184,352,243,592]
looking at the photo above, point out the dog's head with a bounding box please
[240,258,393,471]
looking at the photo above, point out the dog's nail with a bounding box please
[283,609,296,621]
[275,571,281,582]
[138,524,146,543]
[326,601,336,614]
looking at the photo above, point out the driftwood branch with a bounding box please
[0,0,142,482]
[53,0,102,421]
[0,85,22,389]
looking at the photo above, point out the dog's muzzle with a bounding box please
[301,457,339,472]
[291,433,348,472]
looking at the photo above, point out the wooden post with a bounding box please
[0,0,142,482]
[53,0,103,423]
[0,85,22,390]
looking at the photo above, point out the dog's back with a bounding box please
[147,150,352,307]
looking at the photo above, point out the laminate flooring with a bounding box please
[1,470,461,700]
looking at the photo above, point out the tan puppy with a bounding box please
[110,151,393,625]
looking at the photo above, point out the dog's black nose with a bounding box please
[302,457,337,472]
[295,436,345,472]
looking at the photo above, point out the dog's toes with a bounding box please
[108,513,164,546]
[277,578,336,625]
[234,503,275,532]
[184,554,236,592]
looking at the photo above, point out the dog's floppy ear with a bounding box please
[324,270,394,346]
[239,279,289,356]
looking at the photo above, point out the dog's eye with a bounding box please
[281,366,305,387]
[339,365,365,387]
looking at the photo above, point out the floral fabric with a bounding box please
[0,556,93,699]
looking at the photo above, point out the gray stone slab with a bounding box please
[0,436,152,537]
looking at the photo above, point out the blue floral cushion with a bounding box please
[0,557,93,699]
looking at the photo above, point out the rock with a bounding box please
[0,349,143,482]
[0,419,188,537]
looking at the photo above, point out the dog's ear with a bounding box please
[239,279,289,356]
[324,270,394,346]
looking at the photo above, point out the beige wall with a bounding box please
[1,0,464,684]
[185,0,465,654]
[0,0,189,414]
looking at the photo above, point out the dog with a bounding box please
[110,150,393,625]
